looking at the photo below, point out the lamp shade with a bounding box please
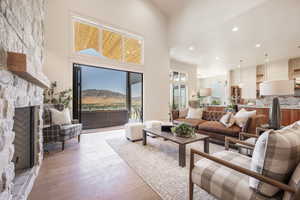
[259,80,295,96]
[199,88,212,96]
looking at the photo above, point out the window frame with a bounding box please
[71,15,144,66]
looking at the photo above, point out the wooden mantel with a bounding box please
[7,52,50,89]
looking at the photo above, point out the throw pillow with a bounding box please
[249,122,300,197]
[187,107,203,119]
[234,108,256,128]
[220,112,234,128]
[179,108,188,118]
[50,108,72,125]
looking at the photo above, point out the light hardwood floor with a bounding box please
[29,129,161,200]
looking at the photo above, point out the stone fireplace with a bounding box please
[0,0,49,200]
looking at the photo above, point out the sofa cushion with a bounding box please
[198,121,241,137]
[50,108,72,125]
[202,111,226,121]
[60,124,82,137]
[179,108,188,118]
[187,107,203,119]
[192,151,278,200]
[174,118,206,127]
[234,108,256,128]
[220,112,235,128]
[250,122,300,197]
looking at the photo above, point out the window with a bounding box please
[74,22,100,56]
[73,17,144,65]
[170,71,188,109]
[73,64,143,129]
[124,37,142,64]
[102,30,122,61]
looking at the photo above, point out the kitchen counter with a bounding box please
[238,105,300,110]
[207,105,300,110]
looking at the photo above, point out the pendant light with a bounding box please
[264,53,269,81]
[238,59,244,88]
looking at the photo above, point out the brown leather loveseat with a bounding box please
[172,110,265,145]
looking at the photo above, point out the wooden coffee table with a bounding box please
[143,128,210,167]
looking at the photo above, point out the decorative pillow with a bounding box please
[50,108,71,125]
[234,108,256,128]
[249,122,300,197]
[283,162,300,200]
[179,108,188,118]
[187,107,203,119]
[220,112,234,128]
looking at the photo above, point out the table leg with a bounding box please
[179,144,186,167]
[204,138,209,154]
[143,130,147,145]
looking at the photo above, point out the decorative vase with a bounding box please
[269,97,281,130]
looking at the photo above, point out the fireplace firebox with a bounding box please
[12,106,39,173]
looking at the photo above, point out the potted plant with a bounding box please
[44,81,73,108]
[171,124,195,138]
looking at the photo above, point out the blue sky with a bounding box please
[81,65,141,97]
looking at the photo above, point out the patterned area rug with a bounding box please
[106,136,224,200]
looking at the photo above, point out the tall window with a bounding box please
[73,64,143,129]
[73,19,144,65]
[170,71,188,109]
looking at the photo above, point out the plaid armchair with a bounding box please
[189,123,300,200]
[43,104,82,151]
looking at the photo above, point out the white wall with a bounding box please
[170,59,198,98]
[231,66,256,99]
[230,58,290,99]
[198,75,227,105]
[44,0,170,121]
[266,59,289,81]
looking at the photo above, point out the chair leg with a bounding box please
[189,181,194,200]
[78,135,81,143]
[62,141,65,151]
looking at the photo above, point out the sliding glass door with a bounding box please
[73,64,143,129]
[128,72,143,122]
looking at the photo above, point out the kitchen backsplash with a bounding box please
[256,96,300,106]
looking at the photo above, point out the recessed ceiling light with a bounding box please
[232,26,239,32]
[216,57,220,60]
[255,44,261,48]
[189,46,195,51]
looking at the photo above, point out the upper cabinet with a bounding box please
[289,57,300,87]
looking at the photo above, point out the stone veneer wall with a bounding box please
[0,0,46,200]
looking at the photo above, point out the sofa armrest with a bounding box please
[224,136,255,150]
[239,132,259,140]
[190,148,295,193]
[171,110,179,121]
[243,114,265,134]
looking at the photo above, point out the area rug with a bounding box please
[106,136,225,200]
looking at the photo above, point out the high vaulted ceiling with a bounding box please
[150,0,300,78]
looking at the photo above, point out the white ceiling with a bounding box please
[150,0,300,78]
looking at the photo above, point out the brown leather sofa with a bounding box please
[172,110,265,145]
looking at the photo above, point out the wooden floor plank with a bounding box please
[29,130,161,200]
